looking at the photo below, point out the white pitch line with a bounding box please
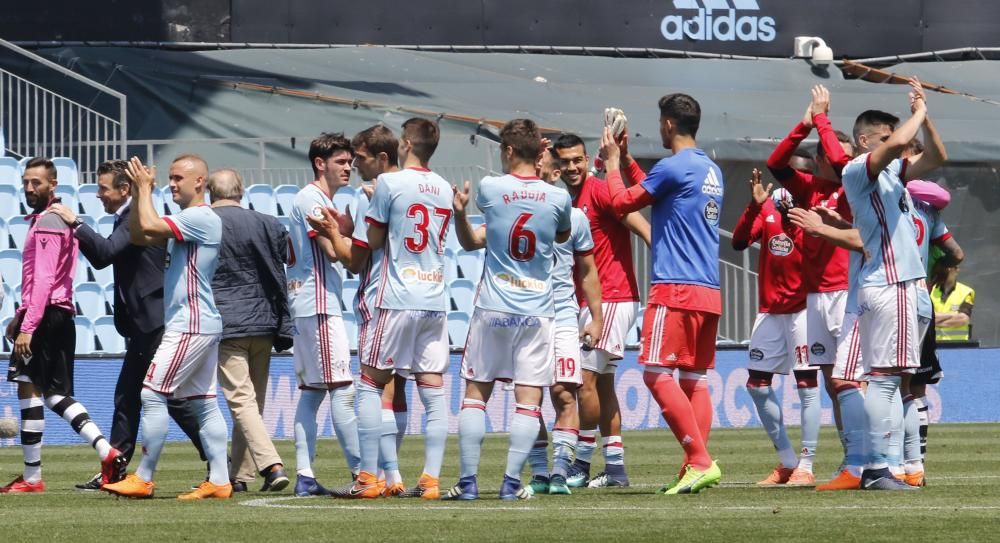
[239,496,1000,512]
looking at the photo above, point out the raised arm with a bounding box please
[811,85,851,174]
[867,78,928,180]
[600,127,656,215]
[903,114,948,181]
[731,169,768,251]
[125,157,172,245]
[453,181,486,251]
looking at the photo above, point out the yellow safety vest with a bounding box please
[931,282,975,341]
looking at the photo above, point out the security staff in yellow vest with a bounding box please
[932,265,975,342]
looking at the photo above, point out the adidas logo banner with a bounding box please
[661,0,776,42]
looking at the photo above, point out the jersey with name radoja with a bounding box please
[366,167,453,311]
[161,205,223,334]
[553,208,594,327]
[475,174,573,318]
[841,154,925,287]
[287,183,345,318]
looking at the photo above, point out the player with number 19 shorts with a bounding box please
[445,119,575,501]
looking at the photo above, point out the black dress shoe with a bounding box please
[232,481,248,492]
[75,473,103,491]
[260,466,290,492]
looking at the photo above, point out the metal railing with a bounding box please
[718,229,758,343]
[0,39,126,183]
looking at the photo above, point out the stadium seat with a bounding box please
[90,260,113,285]
[278,216,291,232]
[636,306,645,338]
[55,185,78,213]
[0,156,19,186]
[0,218,7,252]
[342,278,359,312]
[51,157,80,189]
[78,214,97,232]
[151,185,167,215]
[443,248,459,284]
[246,184,278,216]
[449,278,476,314]
[103,282,115,310]
[0,318,11,353]
[447,312,470,348]
[75,282,109,318]
[162,186,180,215]
[445,224,461,251]
[17,157,30,174]
[343,311,359,351]
[77,184,106,217]
[94,316,125,353]
[467,215,485,229]
[75,317,96,355]
[97,215,116,238]
[456,250,484,280]
[0,249,22,287]
[74,254,92,285]
[625,320,641,348]
[332,186,356,214]
[274,185,299,216]
[0,184,20,218]
[13,285,20,311]
[1,282,14,318]
[7,215,30,249]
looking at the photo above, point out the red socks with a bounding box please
[643,369,712,470]
[679,371,713,444]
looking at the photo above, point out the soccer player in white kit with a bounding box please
[443,119,574,500]
[103,155,231,500]
[840,78,946,490]
[327,118,453,500]
[286,133,360,496]
[527,147,604,495]
[310,125,409,495]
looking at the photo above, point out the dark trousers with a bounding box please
[110,327,206,463]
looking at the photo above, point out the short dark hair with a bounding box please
[816,130,853,158]
[352,125,399,166]
[552,133,587,154]
[308,132,353,176]
[97,159,130,189]
[852,110,899,145]
[906,138,924,156]
[24,157,56,180]
[658,93,701,137]
[500,119,542,163]
[547,147,561,162]
[401,118,440,163]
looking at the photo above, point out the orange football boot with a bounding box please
[816,470,861,491]
[757,465,794,486]
[178,481,233,500]
[787,468,816,486]
[103,473,155,498]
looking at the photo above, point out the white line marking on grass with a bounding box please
[240,496,1000,512]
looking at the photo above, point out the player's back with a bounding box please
[286,183,344,318]
[642,147,723,289]
[367,167,453,311]
[841,154,924,287]
[553,208,593,325]
[475,174,572,317]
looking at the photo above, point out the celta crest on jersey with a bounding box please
[768,233,794,256]
[704,200,720,225]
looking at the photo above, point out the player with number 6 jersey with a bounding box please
[445,119,575,501]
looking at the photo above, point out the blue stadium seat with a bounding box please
[449,278,476,314]
[78,214,97,232]
[342,312,359,351]
[51,157,80,190]
[0,185,20,218]
[625,319,641,348]
[74,254,91,285]
[447,312,470,348]
[75,282,109,319]
[445,223,461,251]
[90,259,113,285]
[103,282,115,310]
[17,157,30,173]
[467,215,485,228]
[1,283,14,318]
[278,216,291,232]
[0,249,22,288]
[0,218,7,252]
[97,215,115,238]
[456,250,484,280]
[55,185,78,213]
[77,184,106,217]
[332,186,356,214]
[94,316,125,353]
[75,316,96,355]
[0,157,20,186]
[7,215,30,249]
[246,184,277,216]
[274,185,299,217]
[443,248,459,284]
[342,278,359,312]
[162,186,180,215]
[0,318,11,353]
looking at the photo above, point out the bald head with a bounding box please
[168,153,210,209]
[208,169,245,203]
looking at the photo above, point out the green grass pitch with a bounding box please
[1,423,998,542]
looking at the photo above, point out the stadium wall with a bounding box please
[2,348,996,447]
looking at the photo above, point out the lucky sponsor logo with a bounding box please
[494,272,546,292]
[661,0,777,43]
[401,266,444,284]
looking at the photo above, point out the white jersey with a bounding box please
[474,173,573,317]
[161,205,223,335]
[841,154,925,287]
[287,183,345,318]
[366,167,453,311]
[910,198,949,268]
[350,186,381,324]
[553,208,594,328]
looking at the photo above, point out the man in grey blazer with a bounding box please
[49,160,205,490]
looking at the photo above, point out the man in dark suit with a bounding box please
[49,159,205,490]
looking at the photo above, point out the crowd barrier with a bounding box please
[2,348,997,447]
